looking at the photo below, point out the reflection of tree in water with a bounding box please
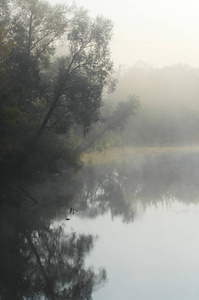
[0,173,107,300]
[0,222,106,299]
[75,165,135,223]
[127,152,199,207]
[27,227,107,300]
[2,152,199,298]
[75,152,199,220]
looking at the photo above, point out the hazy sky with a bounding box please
[50,0,199,68]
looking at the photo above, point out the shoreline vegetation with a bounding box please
[0,0,140,182]
[82,146,199,165]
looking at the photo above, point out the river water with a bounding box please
[1,151,199,299]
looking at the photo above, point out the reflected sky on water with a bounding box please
[1,152,199,299]
[68,201,199,300]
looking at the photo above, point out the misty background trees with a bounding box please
[111,63,199,147]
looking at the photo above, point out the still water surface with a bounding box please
[1,151,199,299]
[68,201,199,300]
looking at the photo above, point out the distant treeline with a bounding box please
[110,63,199,146]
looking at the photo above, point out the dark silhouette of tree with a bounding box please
[0,224,106,299]
[0,0,116,177]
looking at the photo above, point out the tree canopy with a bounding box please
[0,0,116,175]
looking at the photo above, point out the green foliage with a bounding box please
[19,131,82,178]
[0,0,115,179]
[0,107,21,161]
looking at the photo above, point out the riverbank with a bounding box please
[82,146,199,165]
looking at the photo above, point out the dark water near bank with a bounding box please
[1,151,199,299]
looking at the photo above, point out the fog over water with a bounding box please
[60,153,199,299]
[2,148,198,296]
[2,152,199,298]
[2,1,199,299]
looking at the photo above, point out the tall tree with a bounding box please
[34,10,114,142]
[0,0,115,173]
[5,0,73,102]
[2,0,114,144]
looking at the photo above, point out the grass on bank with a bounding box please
[82,146,199,166]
